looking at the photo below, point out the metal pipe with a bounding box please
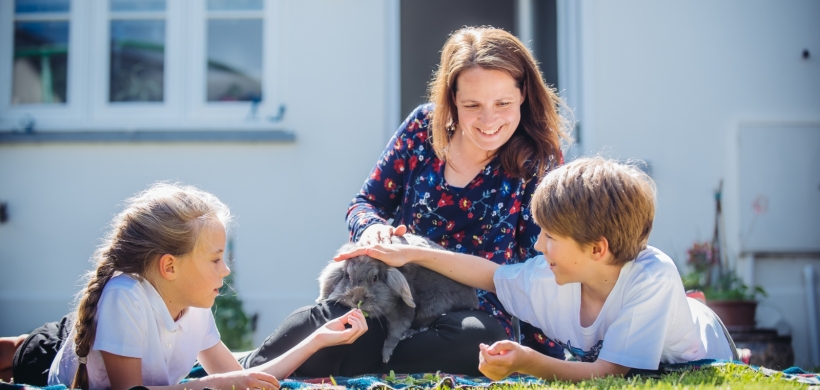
[516,0,534,51]
[804,264,820,367]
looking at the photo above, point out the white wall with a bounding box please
[564,0,820,366]
[0,0,396,346]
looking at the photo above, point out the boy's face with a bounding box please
[534,228,590,285]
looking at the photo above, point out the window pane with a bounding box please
[207,19,262,102]
[15,0,69,13]
[110,20,165,102]
[110,0,166,12]
[207,0,263,11]
[12,21,69,104]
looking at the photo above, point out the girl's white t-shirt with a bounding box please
[48,274,221,390]
[494,246,734,369]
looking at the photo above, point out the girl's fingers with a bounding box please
[250,372,280,389]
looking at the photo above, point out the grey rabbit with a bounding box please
[317,233,479,363]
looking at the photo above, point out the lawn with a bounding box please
[338,362,815,389]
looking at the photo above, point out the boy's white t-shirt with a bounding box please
[494,246,734,369]
[48,273,221,390]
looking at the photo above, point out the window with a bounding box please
[206,0,263,102]
[12,0,71,105]
[109,0,166,103]
[0,0,284,131]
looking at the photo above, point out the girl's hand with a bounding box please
[478,341,530,381]
[312,308,368,347]
[333,242,413,267]
[200,370,280,390]
[359,224,407,245]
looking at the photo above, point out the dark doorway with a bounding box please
[399,0,516,120]
[399,0,558,123]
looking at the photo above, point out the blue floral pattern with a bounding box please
[347,104,565,357]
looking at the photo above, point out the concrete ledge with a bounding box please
[0,130,296,144]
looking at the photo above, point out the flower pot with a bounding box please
[706,300,757,331]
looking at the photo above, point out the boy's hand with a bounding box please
[478,341,530,381]
[333,242,413,268]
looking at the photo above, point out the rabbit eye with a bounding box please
[372,275,378,283]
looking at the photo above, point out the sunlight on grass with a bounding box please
[387,364,810,389]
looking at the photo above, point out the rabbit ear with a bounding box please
[386,268,415,308]
[317,261,346,302]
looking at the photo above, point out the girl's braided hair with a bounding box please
[70,183,230,389]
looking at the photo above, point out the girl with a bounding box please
[6,183,367,390]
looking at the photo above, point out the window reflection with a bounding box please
[109,20,165,102]
[110,0,166,12]
[207,19,262,102]
[207,0,263,11]
[15,0,70,13]
[13,21,69,104]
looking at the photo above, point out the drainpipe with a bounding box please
[805,265,820,367]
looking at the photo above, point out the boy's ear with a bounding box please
[589,237,610,261]
[157,254,179,281]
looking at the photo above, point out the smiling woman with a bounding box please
[242,26,573,377]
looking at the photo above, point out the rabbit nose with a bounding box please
[349,286,367,302]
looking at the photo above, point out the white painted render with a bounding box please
[0,0,397,348]
[2,0,818,369]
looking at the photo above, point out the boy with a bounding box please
[334,157,736,381]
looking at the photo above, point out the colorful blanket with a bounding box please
[2,360,817,389]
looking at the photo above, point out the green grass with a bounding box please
[382,363,812,389]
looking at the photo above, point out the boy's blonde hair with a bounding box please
[531,157,656,266]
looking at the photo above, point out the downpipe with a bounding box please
[805,264,820,367]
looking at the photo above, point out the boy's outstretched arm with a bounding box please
[479,341,630,382]
[334,229,499,293]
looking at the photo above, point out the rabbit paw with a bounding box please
[400,329,418,340]
[382,346,396,363]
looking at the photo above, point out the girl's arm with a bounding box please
[250,308,368,379]
[478,341,630,382]
[196,341,242,373]
[334,234,499,292]
[100,351,280,390]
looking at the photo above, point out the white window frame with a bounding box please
[185,1,283,128]
[88,0,184,126]
[0,0,284,132]
[0,0,89,129]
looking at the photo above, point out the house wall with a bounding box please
[564,0,820,367]
[0,0,396,346]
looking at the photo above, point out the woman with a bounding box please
[243,26,571,376]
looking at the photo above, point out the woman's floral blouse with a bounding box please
[346,104,564,357]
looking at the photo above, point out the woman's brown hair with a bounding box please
[70,183,230,389]
[428,26,571,180]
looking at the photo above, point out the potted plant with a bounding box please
[682,241,766,331]
[681,180,766,331]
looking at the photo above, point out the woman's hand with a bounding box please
[359,224,407,245]
[333,242,413,267]
[199,370,280,390]
[312,308,368,348]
